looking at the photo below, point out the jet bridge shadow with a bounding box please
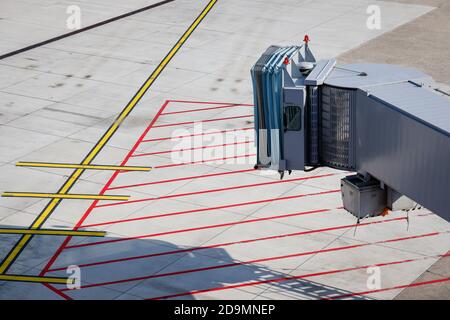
[16,229,370,300]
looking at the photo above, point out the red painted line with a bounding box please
[39,100,251,299]
[168,99,253,106]
[49,215,406,272]
[160,104,252,115]
[44,283,73,300]
[152,114,253,128]
[59,231,442,292]
[153,153,256,169]
[327,275,450,300]
[148,252,450,300]
[84,189,340,228]
[141,127,254,143]
[69,212,428,253]
[39,100,172,298]
[96,173,336,208]
[70,208,333,248]
[107,168,256,191]
[131,140,253,157]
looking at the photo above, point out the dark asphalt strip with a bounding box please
[0,0,175,60]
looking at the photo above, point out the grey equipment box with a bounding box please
[341,175,386,219]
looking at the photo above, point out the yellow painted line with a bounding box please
[16,162,152,171]
[0,0,218,275]
[1,192,129,201]
[0,228,106,237]
[0,274,74,285]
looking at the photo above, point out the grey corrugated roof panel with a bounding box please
[365,81,450,135]
[324,63,431,89]
[305,59,336,86]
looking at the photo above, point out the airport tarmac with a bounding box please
[0,0,449,299]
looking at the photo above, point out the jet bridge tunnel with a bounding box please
[251,38,450,222]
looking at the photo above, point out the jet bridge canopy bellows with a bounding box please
[251,45,304,170]
[251,42,450,221]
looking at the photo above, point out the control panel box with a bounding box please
[341,175,386,219]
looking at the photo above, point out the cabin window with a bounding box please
[284,105,301,131]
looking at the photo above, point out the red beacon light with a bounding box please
[304,34,310,43]
[283,57,290,65]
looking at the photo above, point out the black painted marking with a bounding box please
[0,0,175,60]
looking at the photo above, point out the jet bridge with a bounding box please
[251,37,450,222]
